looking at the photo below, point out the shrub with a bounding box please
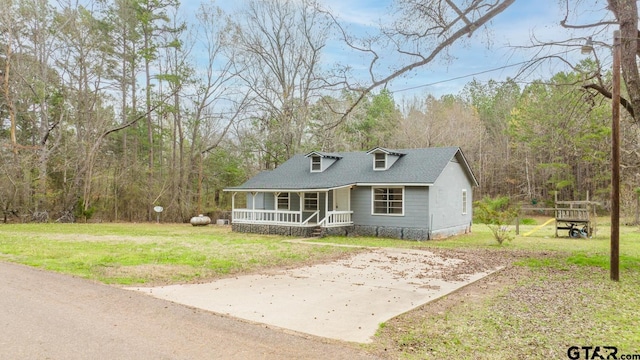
[74,198,95,223]
[473,196,520,245]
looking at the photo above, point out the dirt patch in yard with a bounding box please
[95,264,206,284]
[368,263,525,357]
[365,249,618,359]
[410,247,539,280]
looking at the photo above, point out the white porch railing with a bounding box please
[232,209,353,227]
[232,209,301,224]
[320,211,353,227]
[302,211,319,225]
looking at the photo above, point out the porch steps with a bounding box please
[311,226,323,237]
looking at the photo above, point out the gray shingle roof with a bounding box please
[365,147,406,156]
[304,151,343,159]
[226,147,477,191]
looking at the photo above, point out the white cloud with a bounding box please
[320,0,389,28]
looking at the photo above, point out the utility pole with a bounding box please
[611,30,620,281]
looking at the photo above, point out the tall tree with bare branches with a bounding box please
[230,0,334,169]
[324,0,516,126]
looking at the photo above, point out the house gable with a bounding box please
[304,151,342,173]
[365,147,405,171]
[453,149,479,187]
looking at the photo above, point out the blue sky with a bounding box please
[183,0,614,99]
[318,0,614,98]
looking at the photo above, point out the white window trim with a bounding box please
[462,189,468,215]
[373,153,387,171]
[277,192,290,210]
[303,192,319,211]
[371,186,404,216]
[310,156,322,172]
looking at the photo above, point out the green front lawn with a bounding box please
[1,220,639,359]
[363,218,640,359]
[0,223,358,285]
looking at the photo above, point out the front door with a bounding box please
[333,187,350,211]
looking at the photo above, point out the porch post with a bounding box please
[274,192,280,223]
[325,190,329,225]
[298,192,303,224]
[251,192,256,221]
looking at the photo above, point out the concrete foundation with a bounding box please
[232,222,469,241]
[232,223,316,238]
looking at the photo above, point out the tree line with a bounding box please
[0,0,637,223]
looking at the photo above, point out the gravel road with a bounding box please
[0,262,380,360]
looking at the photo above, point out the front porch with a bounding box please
[230,188,353,228]
[231,209,353,227]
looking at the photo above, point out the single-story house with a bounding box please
[224,146,478,240]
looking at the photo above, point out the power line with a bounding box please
[393,60,531,93]
[393,49,580,93]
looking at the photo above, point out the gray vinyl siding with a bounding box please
[429,160,473,231]
[328,190,334,209]
[245,193,266,209]
[290,192,301,211]
[350,187,369,225]
[264,193,275,210]
[405,187,429,228]
[351,186,429,228]
[320,158,338,172]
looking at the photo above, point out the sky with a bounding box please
[316,0,615,98]
[182,0,616,100]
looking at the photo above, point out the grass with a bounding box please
[364,217,640,359]
[1,219,640,358]
[0,223,358,285]
[371,265,640,359]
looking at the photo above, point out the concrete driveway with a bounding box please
[129,246,499,343]
[0,261,377,360]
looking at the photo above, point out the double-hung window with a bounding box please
[372,187,403,215]
[374,153,386,170]
[311,156,321,172]
[304,193,318,211]
[277,193,290,210]
[461,189,468,215]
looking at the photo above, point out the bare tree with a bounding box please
[0,0,19,157]
[605,0,639,120]
[324,0,516,126]
[397,94,483,150]
[231,0,334,169]
[1,0,65,217]
[55,2,118,220]
[170,3,248,217]
[521,0,638,122]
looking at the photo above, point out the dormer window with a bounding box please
[366,147,406,171]
[305,151,342,173]
[311,156,322,172]
[374,153,386,170]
